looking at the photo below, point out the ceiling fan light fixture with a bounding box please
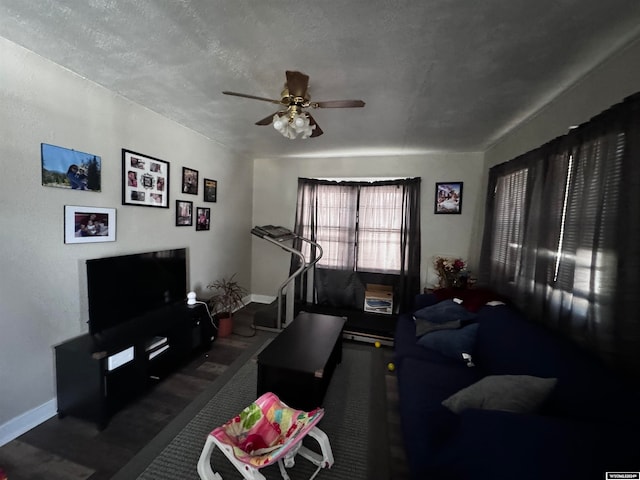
[223,70,364,140]
[272,111,315,140]
[273,114,287,131]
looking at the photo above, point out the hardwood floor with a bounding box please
[0,303,409,480]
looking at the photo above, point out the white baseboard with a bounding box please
[249,294,276,304]
[0,398,57,447]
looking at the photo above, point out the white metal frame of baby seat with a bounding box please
[197,424,334,480]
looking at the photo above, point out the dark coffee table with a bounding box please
[257,311,346,411]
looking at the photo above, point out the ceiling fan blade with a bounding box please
[255,113,280,126]
[223,91,282,105]
[285,71,310,98]
[312,99,366,108]
[307,113,324,137]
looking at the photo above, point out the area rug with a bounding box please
[112,339,388,480]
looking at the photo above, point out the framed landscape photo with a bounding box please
[42,143,102,191]
[435,182,463,214]
[176,200,193,226]
[64,205,116,244]
[204,178,217,202]
[182,167,199,195]
[196,207,211,231]
[122,149,169,208]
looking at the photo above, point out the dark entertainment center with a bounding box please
[55,248,212,429]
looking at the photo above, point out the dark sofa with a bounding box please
[394,291,640,480]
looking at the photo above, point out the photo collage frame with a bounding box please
[42,142,219,244]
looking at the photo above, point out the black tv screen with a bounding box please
[86,248,187,335]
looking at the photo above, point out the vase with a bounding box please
[439,273,467,289]
[217,315,233,337]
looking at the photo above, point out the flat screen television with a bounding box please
[86,248,187,335]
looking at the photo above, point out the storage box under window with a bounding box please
[364,284,393,314]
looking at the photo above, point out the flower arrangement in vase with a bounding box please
[433,256,469,289]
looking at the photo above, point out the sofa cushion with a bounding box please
[417,323,479,362]
[397,358,481,475]
[433,287,506,312]
[415,319,461,337]
[394,313,469,367]
[440,409,624,480]
[474,305,640,424]
[442,374,557,414]
[413,299,477,324]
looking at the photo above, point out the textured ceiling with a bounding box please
[2,1,640,159]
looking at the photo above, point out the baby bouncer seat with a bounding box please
[197,392,334,480]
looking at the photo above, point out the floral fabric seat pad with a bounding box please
[211,392,324,467]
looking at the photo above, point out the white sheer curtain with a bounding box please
[358,184,404,273]
[297,183,357,269]
[315,184,357,269]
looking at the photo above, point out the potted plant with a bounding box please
[206,274,248,337]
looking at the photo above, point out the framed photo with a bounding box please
[42,143,101,191]
[122,149,169,208]
[204,178,217,203]
[182,167,199,195]
[196,207,211,231]
[435,182,463,214]
[64,206,116,244]
[176,200,193,226]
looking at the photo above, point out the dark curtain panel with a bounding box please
[397,177,421,311]
[480,92,640,377]
[612,94,640,374]
[290,178,319,302]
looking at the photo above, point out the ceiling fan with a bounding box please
[223,70,365,139]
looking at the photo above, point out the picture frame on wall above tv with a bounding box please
[204,178,217,202]
[176,200,193,226]
[434,182,463,215]
[122,149,170,208]
[64,205,116,244]
[196,207,210,231]
[182,167,199,195]
[42,143,102,191]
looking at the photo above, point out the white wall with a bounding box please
[250,153,485,297]
[0,38,253,440]
[485,36,640,168]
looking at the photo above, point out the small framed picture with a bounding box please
[435,182,463,214]
[182,167,199,195]
[196,207,211,231]
[122,149,169,208]
[204,178,217,203]
[64,206,116,244]
[42,143,102,191]
[176,200,193,226]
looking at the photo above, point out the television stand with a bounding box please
[55,303,212,429]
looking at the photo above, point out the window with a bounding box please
[480,93,639,373]
[297,182,405,273]
[490,168,528,282]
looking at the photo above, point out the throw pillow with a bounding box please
[413,299,477,323]
[433,287,507,312]
[417,323,479,361]
[442,375,558,414]
[415,318,462,337]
